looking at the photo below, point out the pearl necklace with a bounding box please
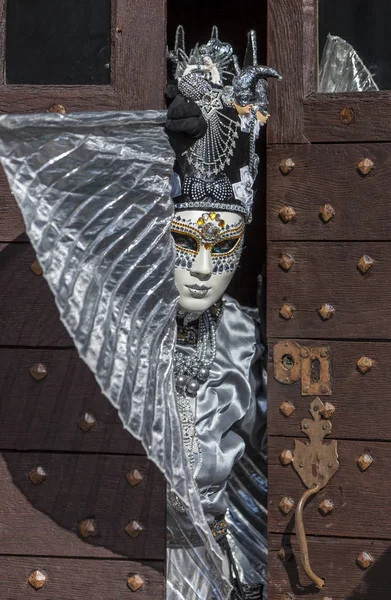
[173,306,221,482]
[174,309,218,396]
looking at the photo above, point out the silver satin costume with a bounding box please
[168,296,267,599]
[180,297,264,524]
[0,110,267,599]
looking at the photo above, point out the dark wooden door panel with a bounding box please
[0,243,72,346]
[269,438,390,539]
[268,340,391,440]
[0,348,143,454]
[0,174,25,241]
[267,2,391,597]
[267,242,391,339]
[269,533,391,600]
[0,556,164,599]
[0,452,164,558]
[302,92,391,143]
[268,143,391,241]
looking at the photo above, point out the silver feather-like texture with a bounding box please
[0,110,231,598]
[0,112,177,441]
[319,34,379,92]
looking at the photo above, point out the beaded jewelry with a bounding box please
[169,303,223,514]
[173,305,222,490]
[185,90,240,178]
[182,175,234,205]
[174,199,248,217]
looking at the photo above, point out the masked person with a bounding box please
[0,27,280,600]
[164,27,281,600]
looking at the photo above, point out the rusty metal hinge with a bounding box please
[273,340,332,396]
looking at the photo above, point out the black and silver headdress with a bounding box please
[167,27,282,221]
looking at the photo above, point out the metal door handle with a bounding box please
[295,484,324,589]
[292,398,340,589]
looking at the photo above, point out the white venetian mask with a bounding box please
[171,209,245,312]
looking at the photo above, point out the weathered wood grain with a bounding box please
[269,438,391,539]
[304,92,391,143]
[0,0,4,86]
[0,85,119,113]
[0,243,72,346]
[267,0,306,144]
[269,533,391,599]
[0,348,144,453]
[0,555,164,599]
[113,0,166,109]
[267,242,391,339]
[267,143,391,240]
[268,340,391,440]
[0,452,164,558]
[0,175,26,241]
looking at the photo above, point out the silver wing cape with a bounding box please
[0,110,231,599]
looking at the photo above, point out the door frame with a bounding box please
[267,0,391,143]
[0,0,166,112]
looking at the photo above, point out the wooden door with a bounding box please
[267,1,391,598]
[0,2,167,597]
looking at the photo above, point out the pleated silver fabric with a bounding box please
[0,110,231,599]
[319,34,379,92]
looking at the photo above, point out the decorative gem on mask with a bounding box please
[197,212,225,239]
[175,250,196,271]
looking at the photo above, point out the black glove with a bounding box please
[165,94,207,154]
